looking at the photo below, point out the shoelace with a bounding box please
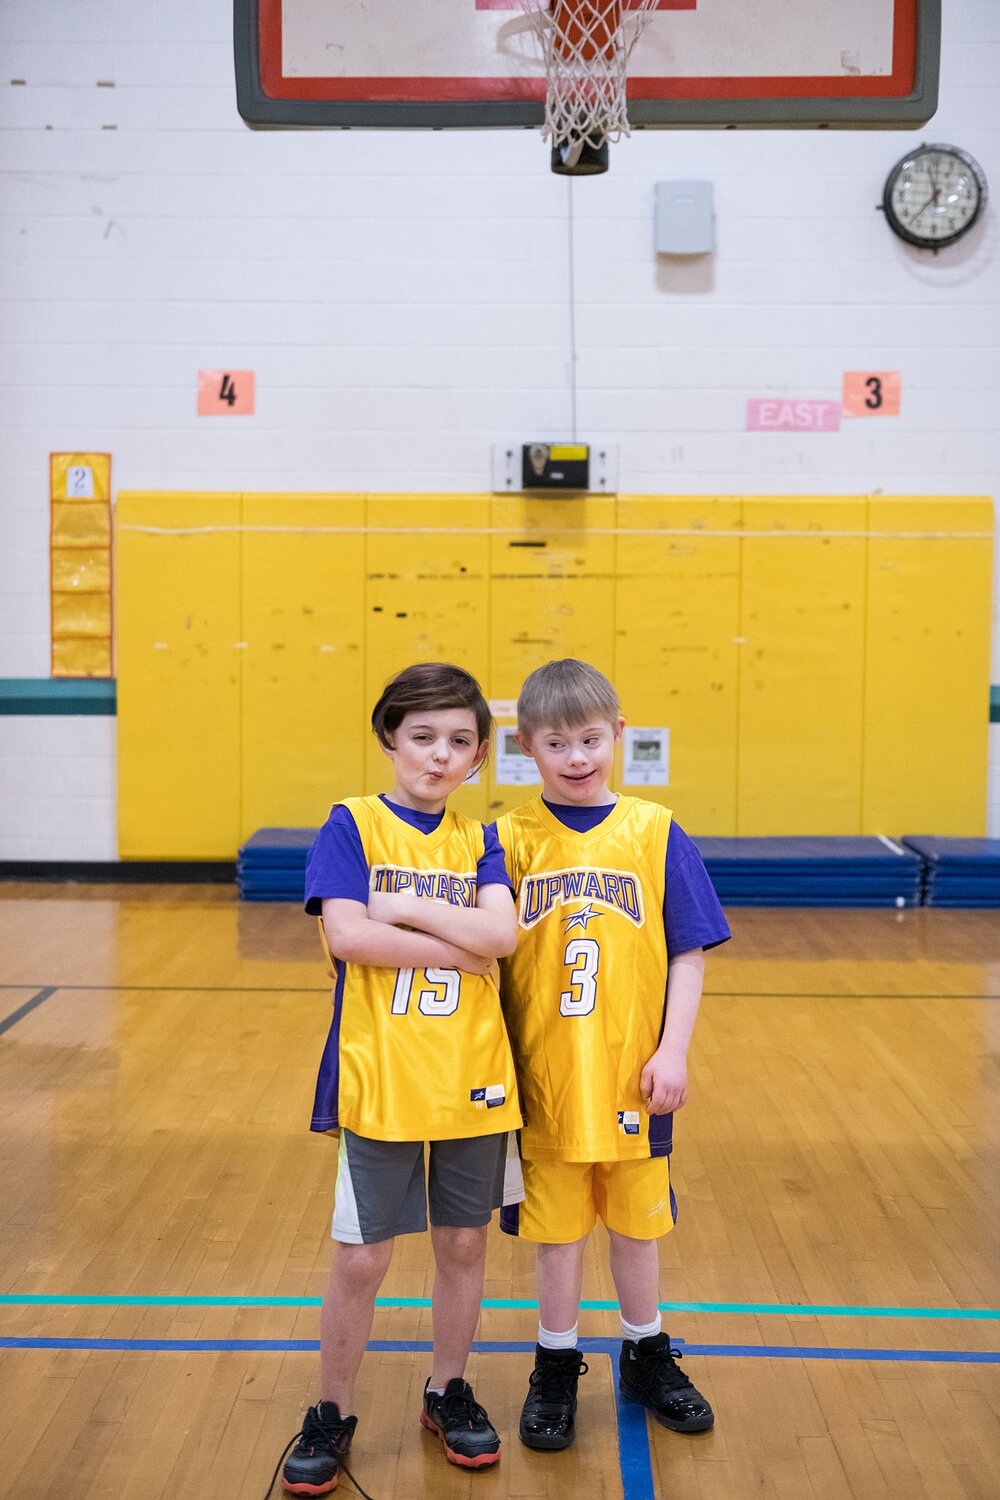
[261,1418,376,1500]
[526,1357,589,1415]
[635,1344,698,1400]
[432,1384,493,1433]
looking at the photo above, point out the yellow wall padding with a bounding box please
[116,493,242,859]
[738,496,869,835]
[616,496,741,832]
[242,493,368,836]
[365,496,494,822]
[489,493,618,819]
[114,493,994,858]
[862,497,993,835]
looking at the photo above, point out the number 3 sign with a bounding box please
[198,369,255,415]
[842,371,901,417]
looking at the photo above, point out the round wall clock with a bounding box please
[882,143,987,250]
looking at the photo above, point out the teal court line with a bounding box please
[1,1293,996,1321]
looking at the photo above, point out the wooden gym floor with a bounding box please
[0,885,997,1500]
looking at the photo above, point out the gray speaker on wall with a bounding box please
[654,180,715,254]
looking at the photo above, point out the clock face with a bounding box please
[883,144,987,250]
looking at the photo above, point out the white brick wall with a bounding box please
[0,716,117,860]
[1,0,998,855]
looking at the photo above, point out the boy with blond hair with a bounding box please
[495,658,730,1450]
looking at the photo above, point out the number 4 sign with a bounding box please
[842,371,901,417]
[198,369,255,415]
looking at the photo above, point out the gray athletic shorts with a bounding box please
[331,1129,520,1244]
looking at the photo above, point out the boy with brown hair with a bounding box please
[276,663,522,1496]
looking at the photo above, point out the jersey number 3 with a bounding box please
[391,967,460,1017]
[560,938,599,1016]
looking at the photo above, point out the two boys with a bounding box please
[281,658,730,1494]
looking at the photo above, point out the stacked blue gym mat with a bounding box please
[237,827,313,902]
[236,829,996,908]
[693,836,923,908]
[902,837,1000,908]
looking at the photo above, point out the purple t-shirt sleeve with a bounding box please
[306,806,512,914]
[479,822,514,891]
[664,822,731,958]
[304,805,369,914]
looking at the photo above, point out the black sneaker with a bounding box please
[280,1402,357,1495]
[420,1378,501,1468]
[619,1333,714,1433]
[519,1345,589,1450]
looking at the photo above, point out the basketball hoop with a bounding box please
[519,0,660,175]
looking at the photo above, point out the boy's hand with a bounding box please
[640,1050,688,1114]
[367,889,410,926]
[439,943,492,976]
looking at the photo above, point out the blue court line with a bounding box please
[2,1292,996,1321]
[617,1392,656,1500]
[1,1336,996,1364]
[0,987,58,1036]
[614,1382,657,1500]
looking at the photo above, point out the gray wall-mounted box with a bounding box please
[654,180,715,254]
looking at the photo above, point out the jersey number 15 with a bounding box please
[390,967,460,1017]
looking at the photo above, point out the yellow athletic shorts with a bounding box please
[511,1155,676,1243]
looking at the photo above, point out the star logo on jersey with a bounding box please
[563,903,601,932]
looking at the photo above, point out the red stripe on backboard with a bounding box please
[261,72,548,102]
[258,0,284,99]
[258,0,916,102]
[474,2,696,9]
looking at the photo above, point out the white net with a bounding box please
[519,0,660,150]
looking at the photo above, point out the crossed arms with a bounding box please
[321,883,518,976]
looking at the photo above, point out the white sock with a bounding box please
[538,1322,579,1351]
[621,1312,661,1342]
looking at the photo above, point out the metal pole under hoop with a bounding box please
[552,139,610,176]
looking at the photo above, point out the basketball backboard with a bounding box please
[234,0,939,131]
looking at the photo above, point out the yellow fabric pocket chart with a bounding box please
[50,452,112,677]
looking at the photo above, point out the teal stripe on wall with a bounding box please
[1,679,997,721]
[0,679,117,715]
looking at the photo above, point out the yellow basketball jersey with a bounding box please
[496,796,672,1162]
[318,795,521,1142]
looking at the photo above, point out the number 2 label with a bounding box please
[66,466,94,498]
